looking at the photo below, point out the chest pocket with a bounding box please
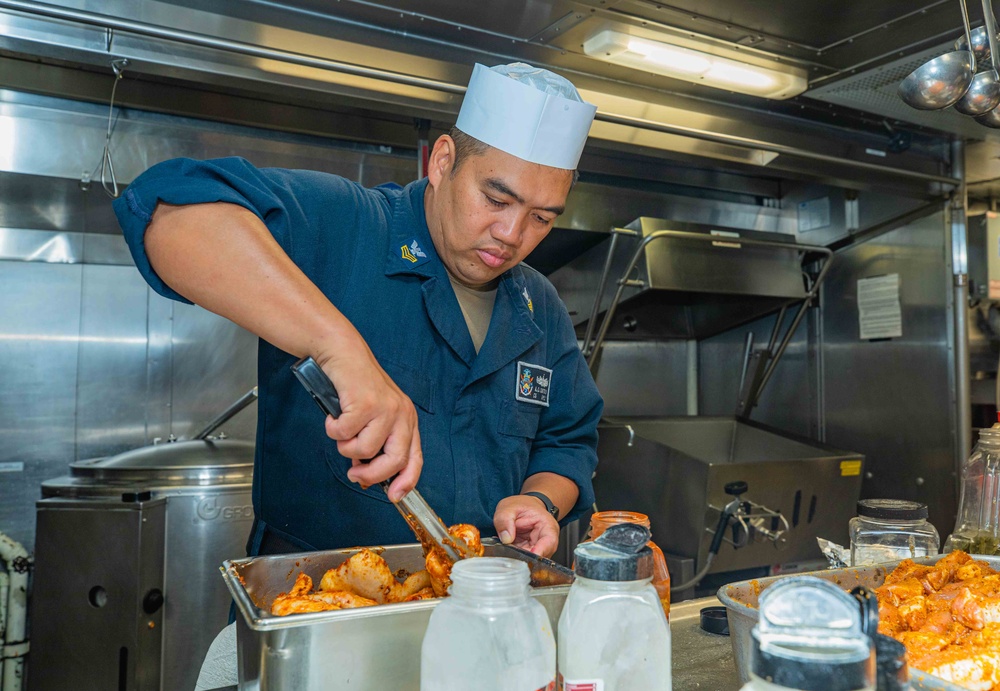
[383,359,435,414]
[497,399,541,439]
[324,359,434,505]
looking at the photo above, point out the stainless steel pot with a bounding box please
[29,438,254,691]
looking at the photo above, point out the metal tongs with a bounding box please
[291,357,475,562]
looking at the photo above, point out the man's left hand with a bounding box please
[493,495,560,558]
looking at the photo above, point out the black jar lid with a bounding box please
[574,523,654,581]
[857,499,928,520]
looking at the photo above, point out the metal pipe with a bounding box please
[0,571,7,686]
[0,532,29,691]
[592,112,958,188]
[738,332,755,394]
[766,305,788,354]
[754,248,835,401]
[0,0,961,188]
[952,139,973,481]
[582,228,629,358]
[194,386,259,440]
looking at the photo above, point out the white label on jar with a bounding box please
[560,677,603,691]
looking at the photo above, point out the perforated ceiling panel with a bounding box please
[808,42,998,142]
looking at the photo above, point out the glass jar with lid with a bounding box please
[585,510,671,617]
[946,415,1000,555]
[848,499,939,566]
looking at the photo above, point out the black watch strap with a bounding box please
[523,491,559,520]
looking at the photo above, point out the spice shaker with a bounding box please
[558,523,671,691]
[740,576,875,691]
[421,557,555,691]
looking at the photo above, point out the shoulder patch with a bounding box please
[401,238,429,265]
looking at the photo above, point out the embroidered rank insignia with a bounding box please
[516,360,551,407]
[401,239,428,264]
[521,286,533,314]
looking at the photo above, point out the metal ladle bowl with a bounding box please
[955,67,1000,113]
[899,50,976,110]
[956,25,994,63]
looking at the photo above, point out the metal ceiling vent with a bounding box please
[809,42,1000,140]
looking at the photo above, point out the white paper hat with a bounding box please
[456,63,597,170]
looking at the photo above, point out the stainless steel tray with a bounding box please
[221,538,574,690]
[717,555,1000,691]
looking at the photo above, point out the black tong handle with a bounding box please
[292,356,343,418]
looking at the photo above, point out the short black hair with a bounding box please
[447,126,580,186]
[448,126,490,175]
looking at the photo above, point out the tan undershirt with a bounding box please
[448,274,498,354]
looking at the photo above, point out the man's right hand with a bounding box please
[316,340,423,503]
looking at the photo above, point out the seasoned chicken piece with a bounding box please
[884,559,934,586]
[320,549,402,604]
[899,595,929,631]
[320,550,434,604]
[402,586,436,601]
[898,630,951,654]
[271,589,378,615]
[426,523,485,597]
[882,577,926,607]
[269,573,377,615]
[952,587,1000,631]
[957,561,998,583]
[877,599,903,637]
[911,646,1000,691]
[919,609,965,643]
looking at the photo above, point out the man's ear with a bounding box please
[426,134,455,189]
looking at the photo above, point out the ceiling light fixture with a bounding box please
[584,29,808,100]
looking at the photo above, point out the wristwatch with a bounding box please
[523,491,559,520]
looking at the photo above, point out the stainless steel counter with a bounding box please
[671,596,742,691]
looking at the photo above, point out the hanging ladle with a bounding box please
[899,0,976,110]
[956,25,993,64]
[976,0,1000,125]
[957,0,1000,115]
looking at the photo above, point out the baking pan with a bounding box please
[221,538,574,690]
[717,555,1000,691]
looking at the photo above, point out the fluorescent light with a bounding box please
[584,29,807,100]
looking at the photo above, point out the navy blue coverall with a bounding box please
[114,157,603,553]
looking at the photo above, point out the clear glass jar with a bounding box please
[848,499,939,566]
[585,510,671,618]
[559,523,671,691]
[946,419,1000,555]
[421,557,555,691]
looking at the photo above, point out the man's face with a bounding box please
[425,136,574,289]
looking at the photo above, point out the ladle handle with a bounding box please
[962,0,977,71]
[984,0,1000,72]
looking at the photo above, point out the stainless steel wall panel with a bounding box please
[820,210,956,533]
[145,290,175,443]
[560,182,793,235]
[168,300,258,441]
[75,264,151,460]
[594,341,690,417]
[698,311,819,440]
[0,261,81,546]
[0,90,418,185]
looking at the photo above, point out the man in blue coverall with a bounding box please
[114,63,603,560]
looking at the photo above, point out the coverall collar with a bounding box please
[384,178,542,377]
